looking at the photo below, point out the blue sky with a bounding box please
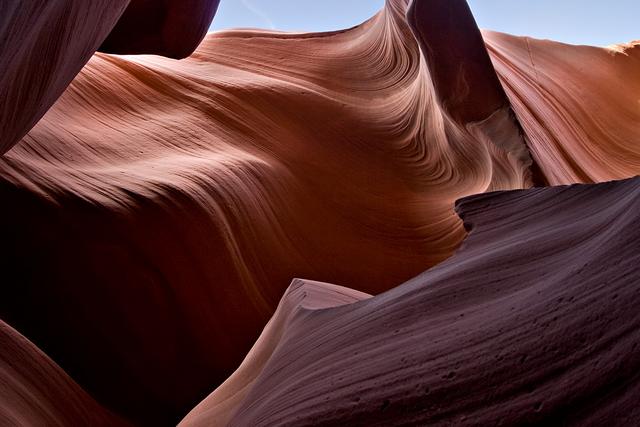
[210,0,639,46]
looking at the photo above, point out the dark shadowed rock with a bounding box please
[99,0,221,59]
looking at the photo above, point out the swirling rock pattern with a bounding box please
[0,0,129,155]
[189,177,640,426]
[0,0,532,423]
[0,0,639,425]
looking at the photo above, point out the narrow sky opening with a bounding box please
[467,0,639,46]
[210,0,639,47]
[210,0,384,33]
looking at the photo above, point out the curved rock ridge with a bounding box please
[2,0,640,425]
[0,319,128,426]
[99,0,221,58]
[179,280,371,427]
[485,31,640,185]
[406,0,540,184]
[191,177,640,426]
[0,0,130,155]
[0,0,533,422]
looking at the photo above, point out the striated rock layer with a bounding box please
[407,0,510,123]
[486,31,640,184]
[0,319,128,426]
[188,177,640,426]
[0,0,535,422]
[180,280,372,427]
[0,0,639,425]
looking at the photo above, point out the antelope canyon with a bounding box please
[0,0,638,426]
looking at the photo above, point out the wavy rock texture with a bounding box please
[486,31,640,184]
[0,0,533,423]
[1,0,639,425]
[189,177,640,426]
[406,0,537,184]
[180,280,372,427]
[0,319,127,426]
[99,0,221,58]
[0,0,129,155]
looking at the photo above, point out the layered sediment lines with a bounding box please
[486,31,640,184]
[190,177,640,426]
[0,320,127,426]
[1,0,639,425]
[0,0,223,156]
[0,0,532,422]
[180,280,372,427]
